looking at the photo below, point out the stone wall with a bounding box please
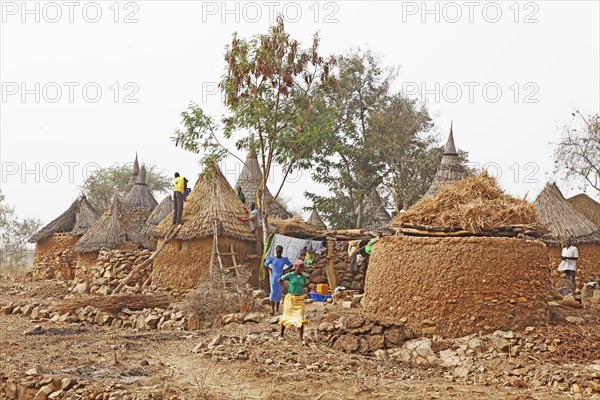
[548,244,600,286]
[152,237,256,292]
[364,236,550,338]
[73,248,152,295]
[31,234,79,280]
[304,242,368,293]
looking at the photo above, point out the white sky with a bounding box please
[1,0,599,224]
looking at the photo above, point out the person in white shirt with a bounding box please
[248,202,263,252]
[557,237,579,286]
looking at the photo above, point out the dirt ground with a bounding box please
[1,274,600,399]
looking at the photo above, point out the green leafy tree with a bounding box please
[0,191,42,266]
[80,163,170,213]
[554,111,600,194]
[172,17,336,246]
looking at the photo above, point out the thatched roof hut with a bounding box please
[73,195,151,254]
[141,195,173,243]
[28,195,99,280]
[534,184,600,285]
[361,188,391,231]
[29,195,98,243]
[124,154,140,194]
[235,151,291,218]
[306,210,327,230]
[534,184,600,246]
[270,216,319,239]
[122,165,158,228]
[152,163,257,291]
[424,124,468,197]
[567,193,600,227]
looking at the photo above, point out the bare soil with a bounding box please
[1,275,599,399]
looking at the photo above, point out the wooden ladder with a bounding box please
[211,220,242,288]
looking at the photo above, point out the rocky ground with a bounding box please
[1,274,600,399]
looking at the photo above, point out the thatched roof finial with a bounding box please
[443,122,458,156]
[424,124,467,197]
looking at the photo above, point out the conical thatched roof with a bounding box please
[235,151,291,219]
[534,183,600,245]
[567,193,600,227]
[122,165,158,210]
[424,124,468,197]
[361,187,391,231]
[306,210,327,230]
[141,195,173,240]
[29,195,99,243]
[124,154,140,194]
[154,163,255,242]
[73,195,151,253]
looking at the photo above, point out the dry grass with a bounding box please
[393,172,540,234]
[181,266,254,321]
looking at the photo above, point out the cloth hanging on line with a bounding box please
[265,234,323,262]
[347,240,362,257]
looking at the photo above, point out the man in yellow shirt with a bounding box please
[173,172,185,225]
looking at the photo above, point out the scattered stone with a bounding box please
[489,335,510,352]
[34,385,54,400]
[566,316,585,324]
[341,301,357,309]
[243,313,264,323]
[318,322,334,332]
[140,360,149,366]
[72,283,88,295]
[61,378,75,391]
[439,349,461,367]
[268,316,281,324]
[374,349,388,361]
[26,367,40,376]
[405,338,434,358]
[208,334,224,349]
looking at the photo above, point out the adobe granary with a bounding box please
[122,164,158,229]
[151,163,257,292]
[423,123,468,198]
[235,150,291,218]
[369,173,549,338]
[534,183,600,283]
[73,195,152,279]
[28,194,99,280]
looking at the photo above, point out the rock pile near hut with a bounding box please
[73,248,152,295]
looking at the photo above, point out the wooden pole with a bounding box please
[324,239,337,291]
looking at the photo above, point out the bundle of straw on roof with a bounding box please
[392,172,540,235]
[270,216,319,238]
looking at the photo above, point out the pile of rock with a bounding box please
[73,248,152,295]
[31,249,75,281]
[1,369,86,400]
[307,248,366,292]
[3,301,188,332]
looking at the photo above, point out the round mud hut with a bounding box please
[235,150,291,218]
[306,210,327,230]
[151,163,257,292]
[122,164,158,229]
[369,173,550,338]
[28,194,99,280]
[73,195,152,280]
[141,195,173,248]
[534,183,600,283]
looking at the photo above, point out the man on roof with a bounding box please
[173,172,187,225]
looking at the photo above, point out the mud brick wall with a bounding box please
[152,237,256,292]
[364,236,550,338]
[31,234,78,280]
[548,244,600,287]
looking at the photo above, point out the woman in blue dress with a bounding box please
[264,245,293,315]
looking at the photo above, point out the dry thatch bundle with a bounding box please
[392,172,540,235]
[567,193,600,227]
[58,293,171,314]
[154,162,255,242]
[29,195,99,243]
[306,210,327,230]
[534,183,600,245]
[424,125,468,197]
[122,164,158,210]
[73,195,152,253]
[235,151,291,218]
[141,195,173,240]
[270,216,319,238]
